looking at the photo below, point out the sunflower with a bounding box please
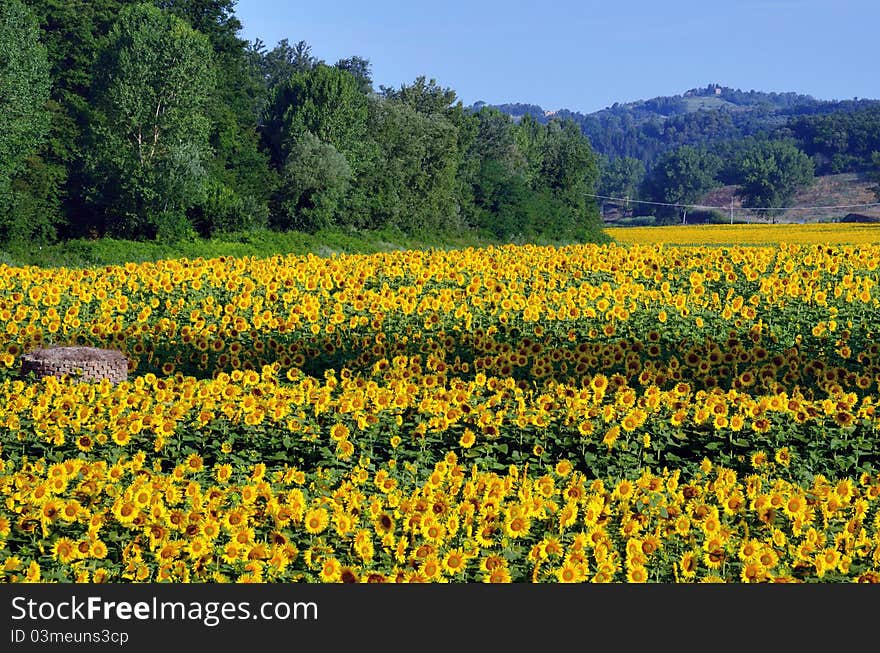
[304,507,330,535]
[678,551,698,580]
[319,557,341,582]
[834,411,854,428]
[774,447,792,467]
[91,540,109,560]
[626,565,649,583]
[782,493,807,520]
[480,554,507,572]
[184,453,204,473]
[542,536,564,558]
[758,548,779,570]
[111,429,132,446]
[612,479,634,502]
[25,561,41,582]
[703,539,726,570]
[602,425,621,449]
[52,537,78,564]
[554,460,573,478]
[442,549,468,576]
[818,547,840,573]
[60,500,82,522]
[330,423,350,441]
[738,539,761,561]
[339,567,359,584]
[420,518,447,544]
[556,560,586,583]
[374,513,395,536]
[503,513,531,539]
[420,555,442,580]
[215,464,233,484]
[483,567,512,583]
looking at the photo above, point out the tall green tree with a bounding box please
[353,98,461,233]
[539,119,600,214]
[378,76,476,231]
[643,145,722,223]
[157,0,274,236]
[22,0,126,236]
[598,156,645,203]
[734,140,814,217]
[255,38,320,92]
[468,108,522,174]
[511,116,603,238]
[275,131,353,231]
[512,114,548,188]
[335,56,373,95]
[0,0,52,243]
[380,76,457,114]
[86,3,215,239]
[262,64,368,169]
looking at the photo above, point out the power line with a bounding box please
[586,193,880,212]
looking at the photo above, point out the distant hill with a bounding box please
[474,84,880,169]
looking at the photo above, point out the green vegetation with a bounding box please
[0,224,607,268]
[642,146,722,223]
[3,1,606,254]
[85,4,216,240]
[489,85,879,225]
[734,140,815,213]
[0,0,52,244]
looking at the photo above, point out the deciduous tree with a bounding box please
[735,140,814,216]
[0,0,51,243]
[86,3,216,239]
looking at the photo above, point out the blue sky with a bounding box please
[233,0,878,114]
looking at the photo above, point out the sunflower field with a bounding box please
[2,229,880,583]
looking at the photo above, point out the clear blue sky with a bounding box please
[233,0,878,114]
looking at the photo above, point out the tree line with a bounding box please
[594,104,880,224]
[0,0,607,248]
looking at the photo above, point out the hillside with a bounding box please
[477,85,880,168]
[699,173,880,224]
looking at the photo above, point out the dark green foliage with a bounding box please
[788,106,880,174]
[4,153,64,244]
[0,0,52,244]
[734,140,814,213]
[642,146,722,221]
[8,3,610,249]
[274,132,353,232]
[335,56,373,95]
[85,3,216,240]
[472,159,530,238]
[261,64,369,169]
[537,119,600,217]
[485,86,880,176]
[258,39,320,89]
[188,177,269,236]
[598,156,645,201]
[357,97,461,233]
[463,111,603,241]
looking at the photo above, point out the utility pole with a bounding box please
[730,199,734,225]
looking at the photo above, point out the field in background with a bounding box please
[606,223,880,246]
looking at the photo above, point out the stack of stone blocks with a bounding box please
[20,347,129,384]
